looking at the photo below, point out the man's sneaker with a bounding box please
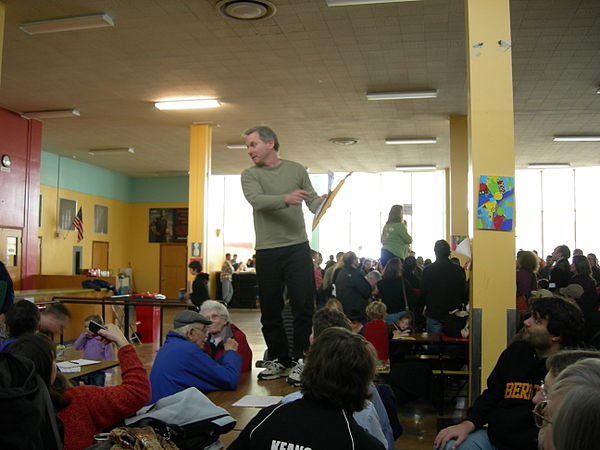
[286,359,304,387]
[255,359,269,369]
[257,360,291,380]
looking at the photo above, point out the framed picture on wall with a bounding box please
[148,208,188,242]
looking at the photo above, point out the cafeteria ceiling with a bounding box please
[0,0,598,177]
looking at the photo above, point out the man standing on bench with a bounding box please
[241,125,324,380]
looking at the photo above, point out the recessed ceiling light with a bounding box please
[216,1,276,20]
[329,137,359,146]
[226,144,247,150]
[528,163,571,169]
[88,147,134,156]
[22,109,80,119]
[395,165,436,171]
[327,0,421,6]
[367,90,438,100]
[385,138,437,145]
[155,99,221,110]
[553,135,600,142]
[19,13,114,35]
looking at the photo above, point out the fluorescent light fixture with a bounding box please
[528,163,571,169]
[367,90,438,100]
[596,87,600,95]
[553,135,600,142]
[395,165,436,171]
[88,147,134,156]
[385,138,437,145]
[155,99,221,110]
[327,0,420,6]
[226,144,247,150]
[22,109,80,119]
[19,13,114,35]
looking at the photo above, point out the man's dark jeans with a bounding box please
[256,242,315,365]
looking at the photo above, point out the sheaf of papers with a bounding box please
[57,359,100,373]
[232,395,283,408]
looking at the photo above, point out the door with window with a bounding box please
[0,228,22,290]
[160,244,187,298]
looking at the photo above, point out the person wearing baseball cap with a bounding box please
[149,310,241,403]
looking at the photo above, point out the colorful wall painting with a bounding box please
[477,175,514,231]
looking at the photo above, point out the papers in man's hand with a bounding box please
[57,359,100,373]
[232,395,283,408]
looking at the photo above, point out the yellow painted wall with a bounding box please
[129,202,188,294]
[39,186,132,275]
[39,186,186,293]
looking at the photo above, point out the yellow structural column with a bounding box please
[465,0,516,384]
[449,116,469,239]
[188,125,212,286]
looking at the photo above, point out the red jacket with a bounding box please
[58,345,151,450]
[203,323,253,372]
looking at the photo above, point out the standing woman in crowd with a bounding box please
[587,253,600,286]
[377,258,412,324]
[569,255,599,340]
[515,250,539,314]
[380,205,412,268]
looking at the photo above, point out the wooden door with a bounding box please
[92,241,109,270]
[160,244,187,298]
[0,228,22,290]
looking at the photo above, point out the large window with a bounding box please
[58,198,76,230]
[207,171,447,264]
[94,205,109,234]
[515,167,599,258]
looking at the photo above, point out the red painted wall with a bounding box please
[0,108,41,289]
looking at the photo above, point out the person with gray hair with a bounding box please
[535,357,600,450]
[241,125,325,381]
[149,310,241,403]
[551,386,600,450]
[200,300,253,372]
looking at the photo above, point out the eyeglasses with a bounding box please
[532,400,552,428]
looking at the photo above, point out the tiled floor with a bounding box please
[104,308,466,450]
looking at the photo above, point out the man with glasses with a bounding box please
[149,310,241,403]
[200,300,253,372]
[434,297,583,450]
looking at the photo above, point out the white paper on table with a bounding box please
[232,395,283,408]
[56,362,82,373]
[69,359,101,366]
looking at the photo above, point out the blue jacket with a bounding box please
[149,331,241,404]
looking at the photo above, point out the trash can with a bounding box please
[135,304,161,343]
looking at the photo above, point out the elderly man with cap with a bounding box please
[149,310,241,403]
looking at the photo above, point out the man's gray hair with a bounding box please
[552,386,600,450]
[366,270,382,283]
[200,300,230,321]
[551,357,600,397]
[243,126,280,150]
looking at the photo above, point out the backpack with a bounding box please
[0,353,63,449]
[124,387,236,449]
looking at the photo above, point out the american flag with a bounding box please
[73,207,84,242]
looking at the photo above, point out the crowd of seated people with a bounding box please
[3,239,600,449]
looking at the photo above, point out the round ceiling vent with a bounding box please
[216,1,277,21]
[329,137,359,146]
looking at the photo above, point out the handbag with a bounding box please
[125,388,236,450]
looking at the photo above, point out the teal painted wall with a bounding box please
[40,152,188,203]
[41,152,133,202]
[131,177,189,203]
